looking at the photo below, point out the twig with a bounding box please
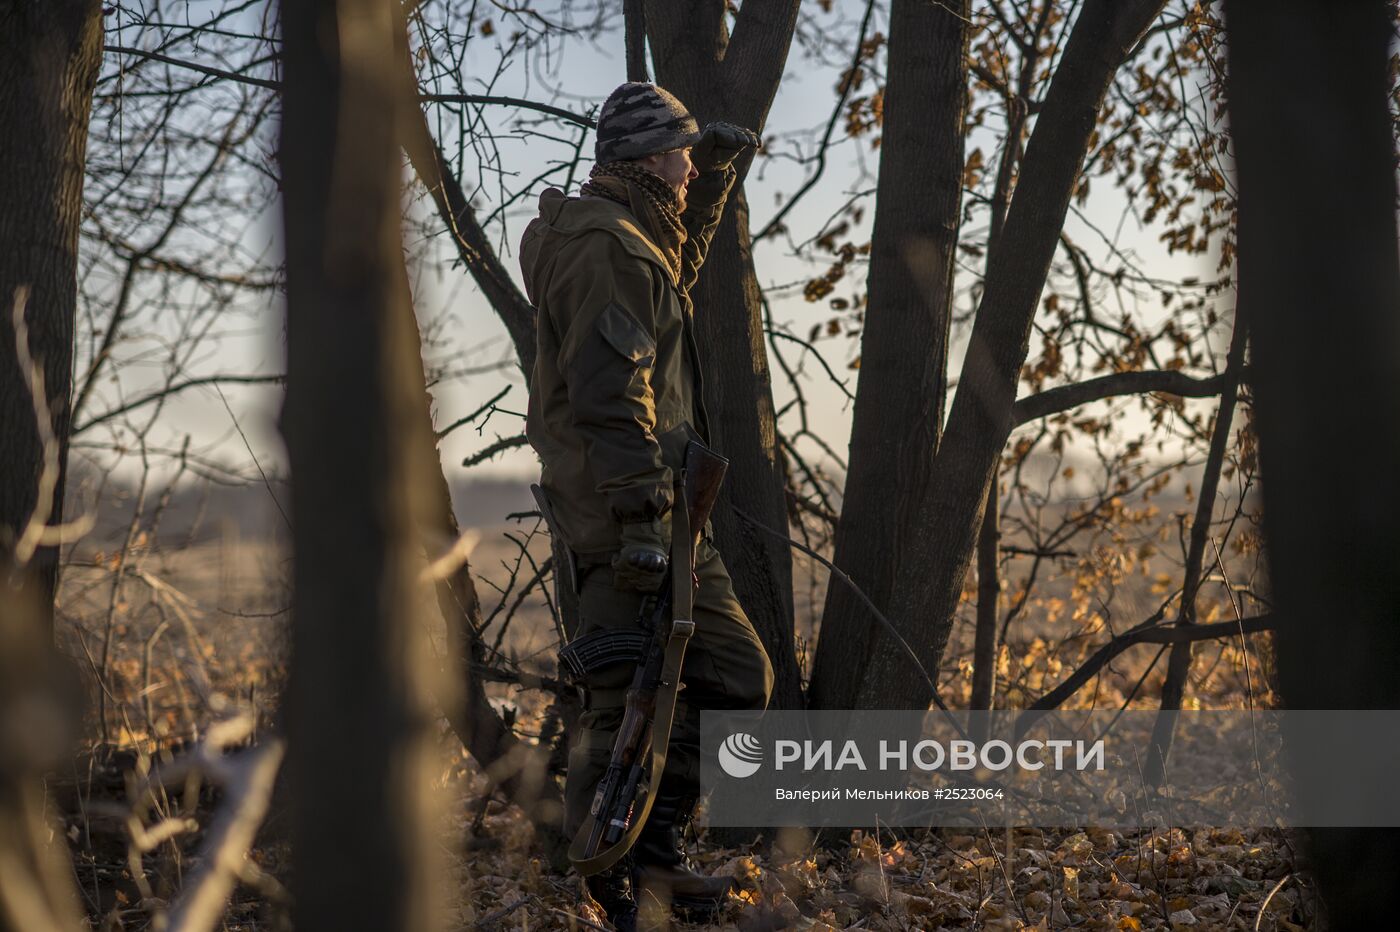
[766,329,855,403]
[474,896,530,928]
[730,504,974,747]
[547,906,610,931]
[436,385,511,440]
[1254,874,1291,932]
[8,288,64,568]
[213,383,290,530]
[419,94,595,128]
[165,737,285,932]
[462,434,528,468]
[103,44,279,89]
[421,530,483,585]
[981,821,1029,927]
[1212,537,1273,818]
[754,0,878,242]
[73,374,284,435]
[487,556,552,657]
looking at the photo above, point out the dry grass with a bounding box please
[42,487,1306,931]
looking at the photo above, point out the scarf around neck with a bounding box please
[580,161,686,283]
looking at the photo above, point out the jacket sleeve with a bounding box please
[679,165,737,295]
[549,232,673,523]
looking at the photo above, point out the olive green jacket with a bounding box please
[521,167,736,558]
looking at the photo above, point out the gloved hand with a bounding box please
[612,515,671,592]
[691,121,762,173]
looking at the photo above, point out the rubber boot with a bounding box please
[584,860,638,932]
[631,794,734,925]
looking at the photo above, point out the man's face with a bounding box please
[639,147,699,210]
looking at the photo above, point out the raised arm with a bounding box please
[678,166,737,294]
[679,122,761,293]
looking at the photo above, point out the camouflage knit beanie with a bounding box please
[594,82,702,163]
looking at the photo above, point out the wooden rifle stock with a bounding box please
[580,441,728,860]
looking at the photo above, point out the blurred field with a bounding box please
[45,472,1290,930]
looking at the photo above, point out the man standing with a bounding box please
[520,83,774,928]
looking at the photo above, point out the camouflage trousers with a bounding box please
[563,536,775,841]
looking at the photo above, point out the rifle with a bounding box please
[569,440,728,875]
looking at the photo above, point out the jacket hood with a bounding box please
[520,187,680,301]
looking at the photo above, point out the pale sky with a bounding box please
[79,0,1229,503]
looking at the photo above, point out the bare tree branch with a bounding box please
[1024,614,1275,714]
[418,94,595,128]
[103,44,280,90]
[399,47,537,376]
[754,0,877,242]
[1012,368,1235,426]
[462,434,528,469]
[105,45,595,127]
[73,374,284,435]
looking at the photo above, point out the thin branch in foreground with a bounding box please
[164,719,284,932]
[8,287,56,567]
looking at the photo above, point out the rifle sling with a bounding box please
[568,478,695,876]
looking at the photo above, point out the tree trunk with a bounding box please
[280,0,444,928]
[1144,310,1247,784]
[971,487,1000,713]
[0,7,101,927]
[806,0,968,711]
[1226,0,1400,922]
[0,0,102,625]
[645,0,805,709]
[970,53,1034,722]
[690,192,802,707]
[0,581,84,932]
[856,0,1167,710]
[624,0,649,83]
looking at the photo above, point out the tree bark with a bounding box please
[623,0,649,83]
[0,0,103,626]
[1226,0,1400,922]
[280,0,445,928]
[0,7,101,925]
[806,0,968,711]
[855,0,1168,710]
[971,487,1000,714]
[645,0,805,710]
